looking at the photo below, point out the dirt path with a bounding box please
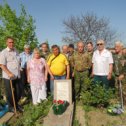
[76,106,86,126]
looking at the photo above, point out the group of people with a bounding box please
[0,36,126,113]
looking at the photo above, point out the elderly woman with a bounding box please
[27,48,48,105]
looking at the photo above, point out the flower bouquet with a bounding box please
[52,100,69,115]
[107,104,124,115]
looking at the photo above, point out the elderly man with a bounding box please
[113,41,126,104]
[71,41,91,99]
[92,39,113,89]
[62,45,69,57]
[0,36,23,112]
[20,44,32,102]
[47,45,70,94]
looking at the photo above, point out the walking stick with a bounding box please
[10,79,17,115]
[119,80,124,111]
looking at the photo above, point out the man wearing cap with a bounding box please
[92,39,113,89]
[20,44,32,102]
[0,36,23,112]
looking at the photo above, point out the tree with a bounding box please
[62,13,116,46]
[0,2,38,51]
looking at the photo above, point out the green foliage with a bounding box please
[83,105,95,112]
[73,119,81,126]
[0,2,38,51]
[8,96,52,126]
[80,78,115,107]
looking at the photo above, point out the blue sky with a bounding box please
[1,0,126,46]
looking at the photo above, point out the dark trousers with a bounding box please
[47,74,50,93]
[20,69,27,97]
[93,75,109,89]
[3,78,21,108]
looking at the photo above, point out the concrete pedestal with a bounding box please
[43,103,74,126]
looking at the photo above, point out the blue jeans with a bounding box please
[50,75,66,95]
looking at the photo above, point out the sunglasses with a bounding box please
[97,43,103,46]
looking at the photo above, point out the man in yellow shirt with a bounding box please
[47,45,70,94]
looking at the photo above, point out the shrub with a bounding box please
[80,78,115,107]
[8,96,52,126]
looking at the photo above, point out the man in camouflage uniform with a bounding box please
[40,42,51,93]
[71,41,91,99]
[86,41,94,77]
[40,42,51,60]
[68,44,75,78]
[113,41,126,105]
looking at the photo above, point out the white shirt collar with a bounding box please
[6,47,15,52]
[96,48,107,54]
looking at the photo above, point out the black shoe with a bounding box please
[17,105,24,113]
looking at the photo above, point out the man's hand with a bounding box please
[50,75,54,80]
[45,76,48,82]
[27,78,31,83]
[107,73,112,80]
[8,73,15,78]
[118,74,124,80]
[91,72,94,78]
[72,72,74,77]
[66,75,69,79]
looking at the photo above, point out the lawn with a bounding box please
[73,103,126,126]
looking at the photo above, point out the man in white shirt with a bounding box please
[0,36,23,112]
[92,39,113,88]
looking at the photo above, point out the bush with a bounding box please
[80,78,115,107]
[8,96,52,126]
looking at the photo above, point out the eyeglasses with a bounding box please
[97,43,103,46]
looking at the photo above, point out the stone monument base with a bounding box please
[0,112,14,124]
[43,103,74,126]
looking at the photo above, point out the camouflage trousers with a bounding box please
[74,70,89,99]
[115,77,126,105]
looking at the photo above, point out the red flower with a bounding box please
[53,100,65,105]
[53,100,57,103]
[58,100,64,104]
